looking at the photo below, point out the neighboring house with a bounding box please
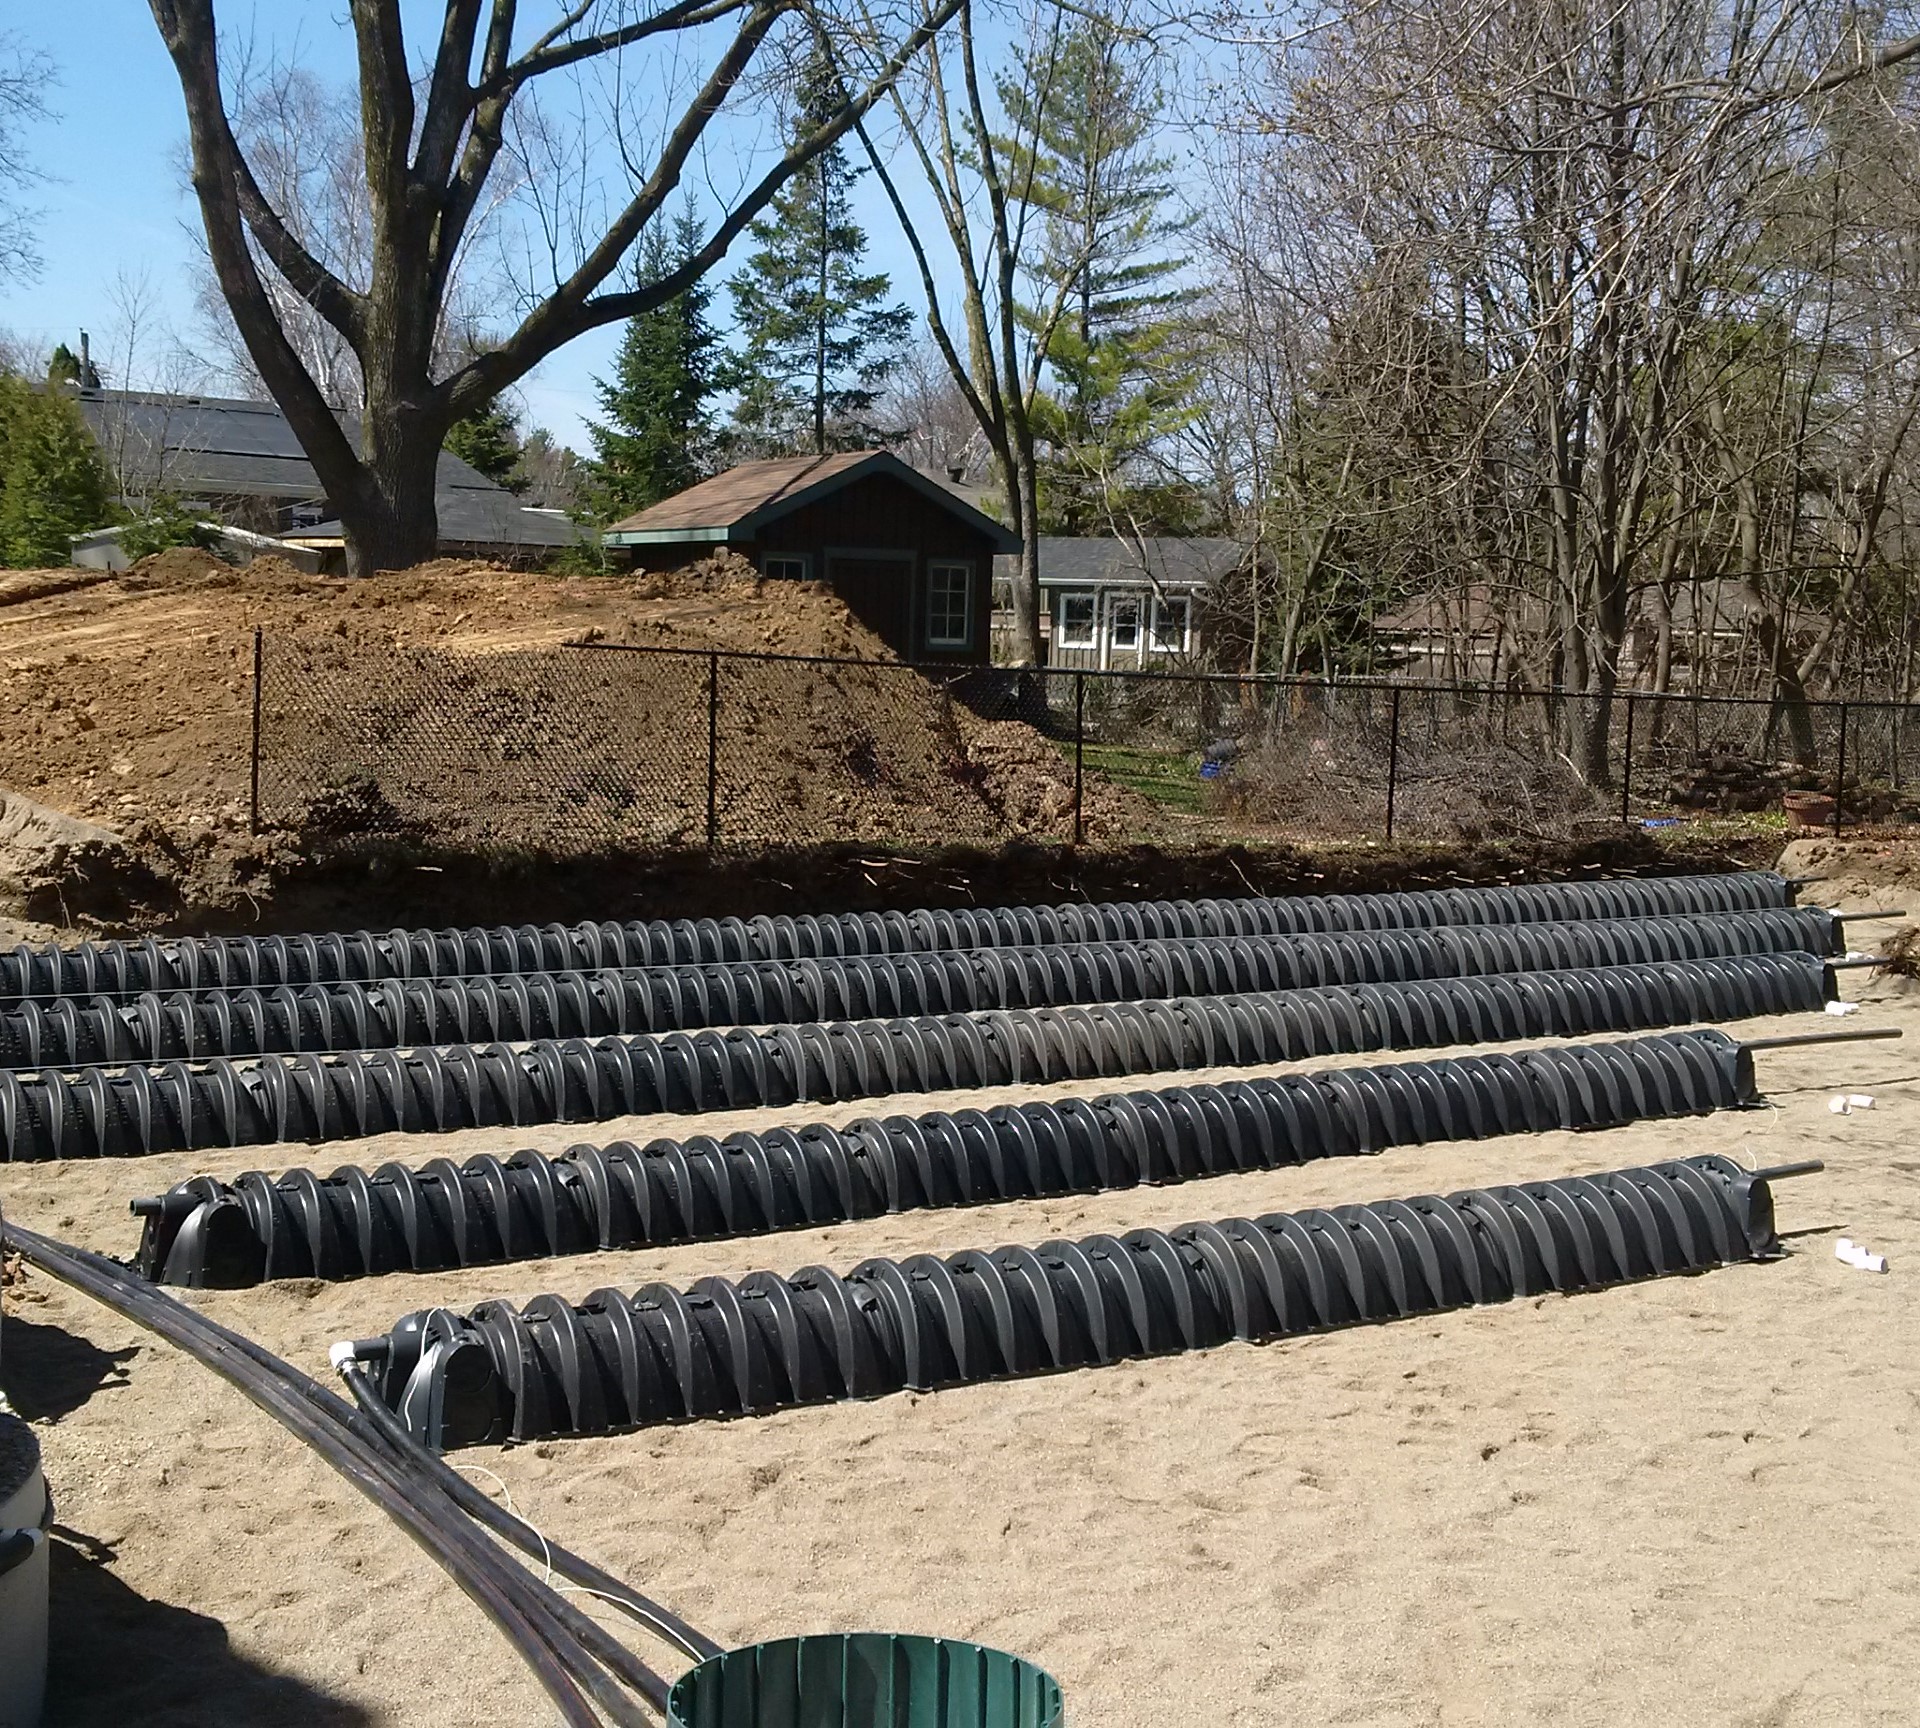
[1373,579,1806,687]
[70,389,577,568]
[991,537,1246,669]
[602,451,1019,665]
[1370,583,1517,681]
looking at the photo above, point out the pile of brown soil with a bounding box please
[0,550,1152,918]
[959,718,1164,843]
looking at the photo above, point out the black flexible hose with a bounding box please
[335,1361,721,1664]
[0,1219,676,1722]
[0,905,1841,1066]
[133,1027,1763,1287]
[0,871,1796,998]
[0,943,1832,1162]
[353,1152,1792,1449]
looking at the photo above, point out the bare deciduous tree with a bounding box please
[1195,0,1920,763]
[148,0,964,573]
[0,31,53,287]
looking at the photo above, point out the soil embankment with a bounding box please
[0,551,1162,927]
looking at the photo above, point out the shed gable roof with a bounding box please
[603,450,1018,550]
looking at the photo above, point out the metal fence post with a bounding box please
[1620,689,1635,827]
[1073,671,1086,847]
[1834,700,1848,833]
[705,651,720,850]
[249,626,263,835]
[1385,685,1403,841]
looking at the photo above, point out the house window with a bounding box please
[763,553,809,581]
[926,562,974,648]
[1057,591,1097,648]
[1108,595,1142,653]
[1150,594,1191,653]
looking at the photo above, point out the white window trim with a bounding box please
[926,560,974,649]
[1056,589,1098,649]
[1149,593,1192,654]
[762,552,811,580]
[1106,592,1143,652]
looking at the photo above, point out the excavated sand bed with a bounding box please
[0,882,1916,1724]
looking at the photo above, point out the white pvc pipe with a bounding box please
[0,1412,49,1728]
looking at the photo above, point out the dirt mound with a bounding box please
[960,719,1164,843]
[1,553,1157,914]
[124,545,235,585]
[0,788,130,902]
[603,551,901,661]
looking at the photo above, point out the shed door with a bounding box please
[826,555,914,655]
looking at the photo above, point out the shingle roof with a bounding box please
[72,389,577,549]
[603,450,1018,550]
[993,536,1247,591]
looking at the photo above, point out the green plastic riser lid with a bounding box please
[668,1633,1066,1728]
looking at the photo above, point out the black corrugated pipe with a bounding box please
[4,948,1833,1162]
[0,872,1798,999]
[346,1152,1809,1450]
[0,907,1847,1070]
[1,1218,699,1724]
[133,1026,1770,1286]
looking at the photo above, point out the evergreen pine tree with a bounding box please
[724,47,913,456]
[444,398,526,492]
[0,376,110,566]
[587,211,719,517]
[1000,20,1195,532]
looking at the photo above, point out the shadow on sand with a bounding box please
[1,1313,140,1424]
[45,1527,376,1727]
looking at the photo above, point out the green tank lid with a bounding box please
[667,1632,1065,1728]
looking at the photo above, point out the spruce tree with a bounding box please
[0,376,111,567]
[587,211,719,517]
[724,47,913,456]
[1000,20,1194,532]
[443,399,526,492]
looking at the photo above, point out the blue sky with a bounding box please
[0,3,942,451]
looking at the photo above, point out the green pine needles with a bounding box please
[0,372,110,568]
[723,47,913,457]
[587,211,721,517]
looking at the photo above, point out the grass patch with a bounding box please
[1080,742,1209,814]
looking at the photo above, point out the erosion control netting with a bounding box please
[0,915,1837,1162]
[0,907,1843,1071]
[137,1027,1764,1287]
[0,871,1796,997]
[358,1151,1787,1448]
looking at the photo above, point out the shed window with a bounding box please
[1107,595,1142,652]
[926,562,974,648]
[1057,591,1097,648]
[1150,594,1192,653]
[763,553,809,581]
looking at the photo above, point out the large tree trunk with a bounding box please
[1000,434,1046,666]
[342,398,443,574]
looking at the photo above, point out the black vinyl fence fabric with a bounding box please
[248,630,1920,854]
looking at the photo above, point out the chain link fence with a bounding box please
[253,631,1920,853]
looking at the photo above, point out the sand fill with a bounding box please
[0,890,1914,1724]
